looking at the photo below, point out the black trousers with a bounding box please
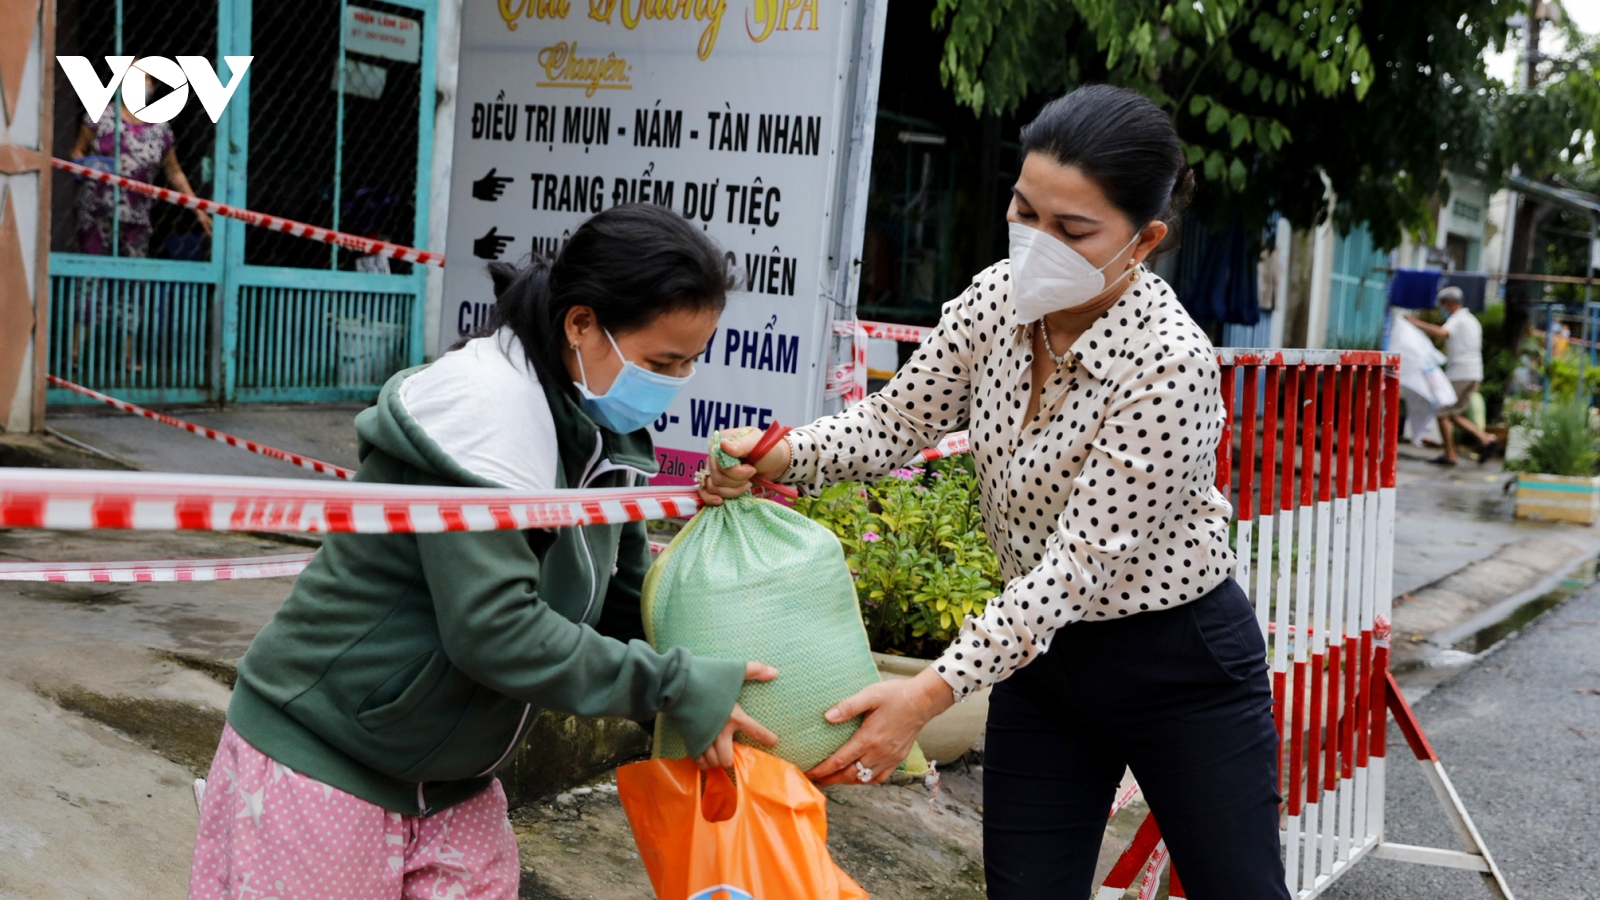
[982,577,1291,900]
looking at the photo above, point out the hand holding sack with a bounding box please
[617,746,868,900]
[641,425,927,775]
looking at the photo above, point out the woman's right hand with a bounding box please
[694,661,779,769]
[697,428,792,506]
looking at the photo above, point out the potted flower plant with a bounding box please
[795,457,999,763]
[1506,395,1600,524]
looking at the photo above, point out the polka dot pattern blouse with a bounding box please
[783,262,1236,699]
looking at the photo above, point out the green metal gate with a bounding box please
[1327,223,1391,349]
[46,0,435,406]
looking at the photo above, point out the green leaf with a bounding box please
[1229,113,1250,148]
[1205,103,1229,134]
[1228,157,1249,188]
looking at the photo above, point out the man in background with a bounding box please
[1408,286,1498,465]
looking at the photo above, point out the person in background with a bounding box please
[70,72,212,255]
[68,72,213,374]
[1408,286,1498,465]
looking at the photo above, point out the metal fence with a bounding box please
[47,0,434,405]
[1103,350,1404,898]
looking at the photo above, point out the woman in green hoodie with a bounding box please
[189,204,775,900]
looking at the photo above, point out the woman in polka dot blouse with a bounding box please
[705,85,1289,899]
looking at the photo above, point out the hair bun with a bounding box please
[1167,164,1196,220]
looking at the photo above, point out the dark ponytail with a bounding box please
[1019,84,1193,234]
[468,203,732,395]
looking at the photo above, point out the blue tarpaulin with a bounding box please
[1387,268,1442,309]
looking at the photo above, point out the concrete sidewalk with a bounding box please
[47,403,365,479]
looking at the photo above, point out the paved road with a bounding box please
[1322,583,1600,900]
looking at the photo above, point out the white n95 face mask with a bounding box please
[1007,222,1141,323]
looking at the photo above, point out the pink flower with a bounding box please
[861,531,882,543]
[890,467,921,479]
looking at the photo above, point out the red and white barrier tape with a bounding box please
[921,431,970,462]
[0,469,702,534]
[835,320,932,344]
[0,553,315,583]
[52,158,445,268]
[47,376,356,480]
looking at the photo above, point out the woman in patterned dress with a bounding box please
[69,72,212,256]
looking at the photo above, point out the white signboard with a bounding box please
[442,0,883,485]
[345,6,422,64]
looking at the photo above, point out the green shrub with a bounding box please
[1505,396,1600,477]
[794,457,1000,658]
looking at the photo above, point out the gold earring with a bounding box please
[1128,268,1139,283]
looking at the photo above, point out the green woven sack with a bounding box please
[642,437,925,774]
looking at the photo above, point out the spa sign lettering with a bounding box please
[497,0,818,60]
[444,0,880,484]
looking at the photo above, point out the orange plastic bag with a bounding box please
[617,745,869,900]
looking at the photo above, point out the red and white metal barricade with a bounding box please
[1100,349,1512,899]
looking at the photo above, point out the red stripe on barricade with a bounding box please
[1238,367,1258,521]
[1336,366,1354,500]
[47,375,356,480]
[1261,368,1279,521]
[1281,366,1299,516]
[51,158,445,268]
[0,469,703,534]
[1369,626,1391,759]
[1217,366,1235,494]
[1308,649,1325,804]
[0,553,315,582]
[1101,815,1164,893]
[1326,640,1343,789]
[1290,659,1307,816]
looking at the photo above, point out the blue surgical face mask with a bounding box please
[574,329,693,434]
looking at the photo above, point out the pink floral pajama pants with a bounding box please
[189,725,520,900]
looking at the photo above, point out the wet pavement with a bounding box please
[1321,579,1600,900]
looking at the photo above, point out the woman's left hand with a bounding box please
[805,666,955,785]
[195,209,213,237]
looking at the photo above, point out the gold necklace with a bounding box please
[1039,321,1078,372]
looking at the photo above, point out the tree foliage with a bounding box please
[932,0,1520,247]
[1490,27,1600,182]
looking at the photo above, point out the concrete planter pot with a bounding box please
[872,651,989,765]
[1513,472,1600,524]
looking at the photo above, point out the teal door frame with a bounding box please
[221,0,435,402]
[1328,224,1390,350]
[46,0,436,407]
